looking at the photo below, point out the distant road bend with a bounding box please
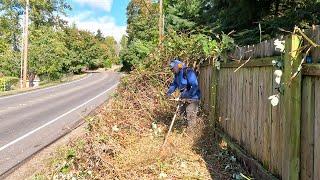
[0,72,120,176]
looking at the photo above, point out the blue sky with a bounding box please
[65,0,130,41]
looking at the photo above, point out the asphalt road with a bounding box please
[0,72,120,176]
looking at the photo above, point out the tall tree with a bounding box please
[96,29,104,42]
[121,0,159,70]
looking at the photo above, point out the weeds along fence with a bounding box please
[199,25,320,180]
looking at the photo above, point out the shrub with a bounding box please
[0,77,19,91]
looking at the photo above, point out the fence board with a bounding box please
[231,68,236,140]
[257,68,265,164]
[271,68,282,176]
[228,68,233,137]
[266,68,272,171]
[248,68,254,155]
[220,69,227,131]
[300,76,315,180]
[246,69,252,152]
[314,78,320,180]
[234,69,240,143]
[251,68,259,158]
[242,68,247,148]
[238,69,244,145]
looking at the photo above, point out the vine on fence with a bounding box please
[268,26,320,106]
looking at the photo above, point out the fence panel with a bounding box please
[198,29,320,179]
[199,64,213,112]
[215,65,277,172]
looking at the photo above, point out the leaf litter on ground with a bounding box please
[34,66,251,180]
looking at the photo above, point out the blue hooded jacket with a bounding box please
[167,60,201,100]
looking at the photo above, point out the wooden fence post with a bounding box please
[209,64,219,129]
[281,35,302,180]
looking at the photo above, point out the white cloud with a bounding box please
[64,13,127,42]
[74,0,114,12]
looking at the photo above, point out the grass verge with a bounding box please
[0,74,87,97]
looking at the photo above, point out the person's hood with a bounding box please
[170,59,185,70]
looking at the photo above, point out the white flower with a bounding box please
[159,172,167,178]
[275,77,281,84]
[272,60,277,65]
[112,125,119,132]
[151,122,157,130]
[274,39,285,52]
[215,60,221,70]
[274,70,283,77]
[268,94,280,106]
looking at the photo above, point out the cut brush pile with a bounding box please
[34,65,250,179]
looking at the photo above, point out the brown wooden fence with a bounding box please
[300,70,320,180]
[199,26,320,180]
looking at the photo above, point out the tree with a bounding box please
[96,29,104,42]
[120,35,128,51]
[120,0,159,70]
[104,36,118,64]
[197,0,320,45]
[28,25,68,80]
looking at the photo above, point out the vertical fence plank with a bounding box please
[247,68,252,150]
[263,68,272,170]
[230,68,235,139]
[271,67,282,176]
[251,68,259,158]
[281,35,302,180]
[234,69,241,144]
[219,69,225,130]
[222,69,228,131]
[300,76,315,180]
[239,69,244,145]
[242,69,249,149]
[246,68,251,152]
[257,67,266,163]
[314,77,320,180]
[248,68,254,155]
[226,69,231,135]
[209,65,218,129]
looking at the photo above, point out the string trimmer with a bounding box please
[161,98,181,148]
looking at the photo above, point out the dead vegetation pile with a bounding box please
[35,65,250,179]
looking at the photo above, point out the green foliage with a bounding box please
[120,0,236,71]
[0,0,118,81]
[0,48,20,77]
[198,0,320,45]
[0,76,19,91]
[104,59,112,69]
[163,30,235,68]
[104,36,119,64]
[165,0,202,32]
[29,26,67,80]
[120,0,159,71]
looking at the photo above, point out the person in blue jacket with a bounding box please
[166,59,201,129]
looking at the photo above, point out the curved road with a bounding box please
[0,72,120,176]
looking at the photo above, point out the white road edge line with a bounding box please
[0,82,119,152]
[0,74,93,100]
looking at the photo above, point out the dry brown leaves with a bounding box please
[37,68,250,180]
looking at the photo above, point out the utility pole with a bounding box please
[158,0,164,45]
[20,11,25,89]
[22,0,29,88]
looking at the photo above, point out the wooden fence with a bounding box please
[199,26,320,180]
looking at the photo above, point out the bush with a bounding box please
[104,59,112,69]
[0,77,19,91]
